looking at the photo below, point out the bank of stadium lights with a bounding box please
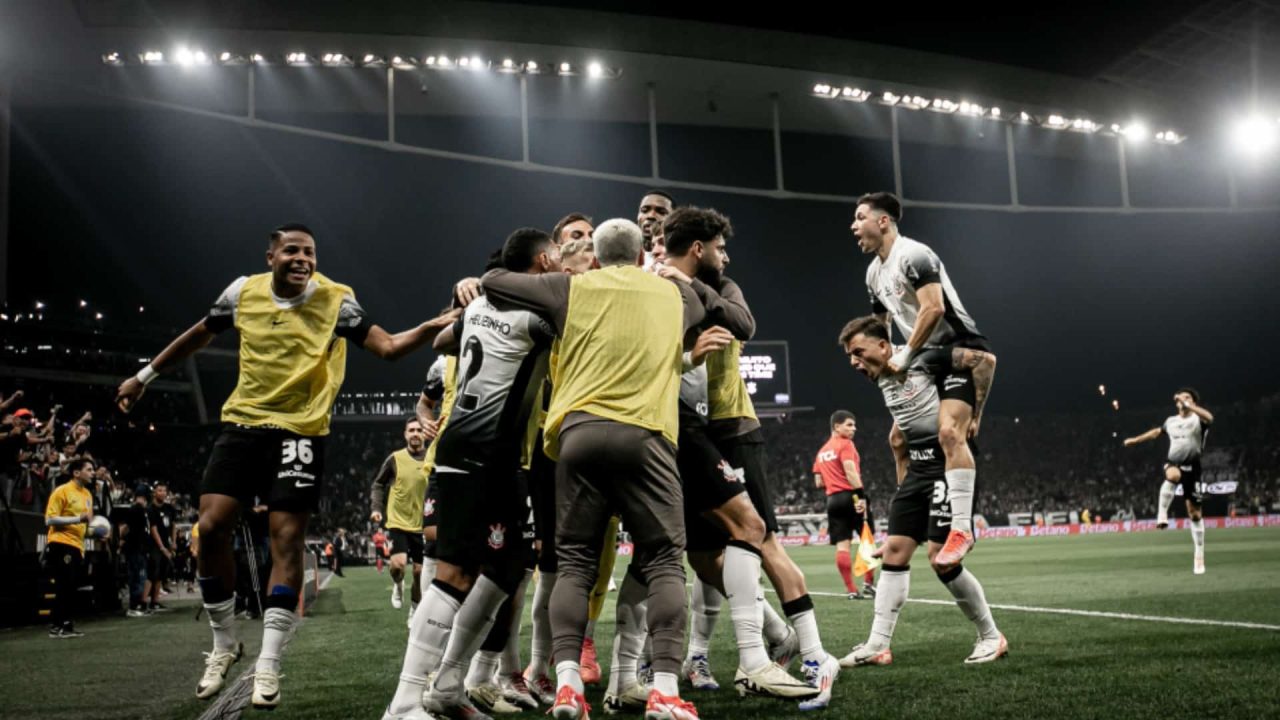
[105,49,619,77]
[1231,115,1278,155]
[816,83,1183,140]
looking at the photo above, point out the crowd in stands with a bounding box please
[5,378,1277,570]
[762,395,1280,524]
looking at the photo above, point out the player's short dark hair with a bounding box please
[405,416,422,429]
[830,410,856,428]
[67,456,95,475]
[270,223,316,248]
[641,189,675,205]
[838,315,890,347]
[483,247,506,272]
[551,213,593,245]
[664,207,733,258]
[502,228,554,272]
[1177,387,1200,403]
[856,192,903,223]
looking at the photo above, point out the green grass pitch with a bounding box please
[3,527,1278,719]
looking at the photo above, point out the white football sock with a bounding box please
[760,592,789,646]
[432,575,508,696]
[868,568,909,651]
[255,607,297,674]
[556,660,583,694]
[942,568,999,641]
[465,650,501,689]
[653,671,679,697]
[499,569,534,676]
[686,576,721,659]
[204,597,237,652]
[723,545,770,670]
[388,583,462,713]
[946,468,976,534]
[1157,481,1177,524]
[1190,518,1205,552]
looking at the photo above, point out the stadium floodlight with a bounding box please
[218,51,250,65]
[458,56,471,68]
[193,50,209,65]
[813,83,832,96]
[435,55,452,68]
[840,86,870,102]
[1045,114,1068,128]
[469,56,486,70]
[500,58,519,73]
[1098,384,1106,396]
[1019,111,1032,123]
[322,53,352,66]
[990,107,1001,118]
[139,306,145,313]
[101,52,123,65]
[1112,399,1120,411]
[391,56,418,69]
[140,50,164,64]
[251,53,265,64]
[525,60,540,73]
[879,91,901,105]
[286,52,310,65]
[175,47,194,66]
[1120,122,1149,143]
[95,312,104,320]
[587,61,604,78]
[1155,129,1185,145]
[558,62,575,76]
[79,299,87,308]
[900,95,930,110]
[34,301,44,310]
[1230,115,1277,155]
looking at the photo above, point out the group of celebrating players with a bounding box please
[109,187,1213,720]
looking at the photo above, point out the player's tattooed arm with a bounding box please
[953,348,997,436]
[1123,427,1163,447]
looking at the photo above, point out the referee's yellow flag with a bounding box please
[853,522,881,576]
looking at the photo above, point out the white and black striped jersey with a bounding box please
[434,296,553,473]
[1162,413,1209,464]
[877,347,952,474]
[866,235,985,347]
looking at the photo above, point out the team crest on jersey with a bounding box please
[487,523,506,549]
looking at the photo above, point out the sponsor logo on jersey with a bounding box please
[909,447,936,462]
[818,450,838,462]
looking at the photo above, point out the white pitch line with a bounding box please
[319,571,336,591]
[791,589,1280,631]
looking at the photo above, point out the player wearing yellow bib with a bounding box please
[116,224,456,710]
[481,218,710,720]
[43,457,95,639]
[416,353,456,587]
[370,418,431,624]
[700,254,840,711]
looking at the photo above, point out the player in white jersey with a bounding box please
[1123,388,1214,574]
[852,191,995,569]
[837,316,1007,667]
[383,229,560,720]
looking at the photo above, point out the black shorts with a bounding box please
[826,491,865,544]
[389,528,424,564]
[713,429,779,535]
[679,426,748,552]
[434,468,528,572]
[147,546,171,580]
[887,470,951,545]
[936,338,990,408]
[201,425,327,513]
[1164,459,1203,505]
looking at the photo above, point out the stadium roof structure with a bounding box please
[0,0,1242,133]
